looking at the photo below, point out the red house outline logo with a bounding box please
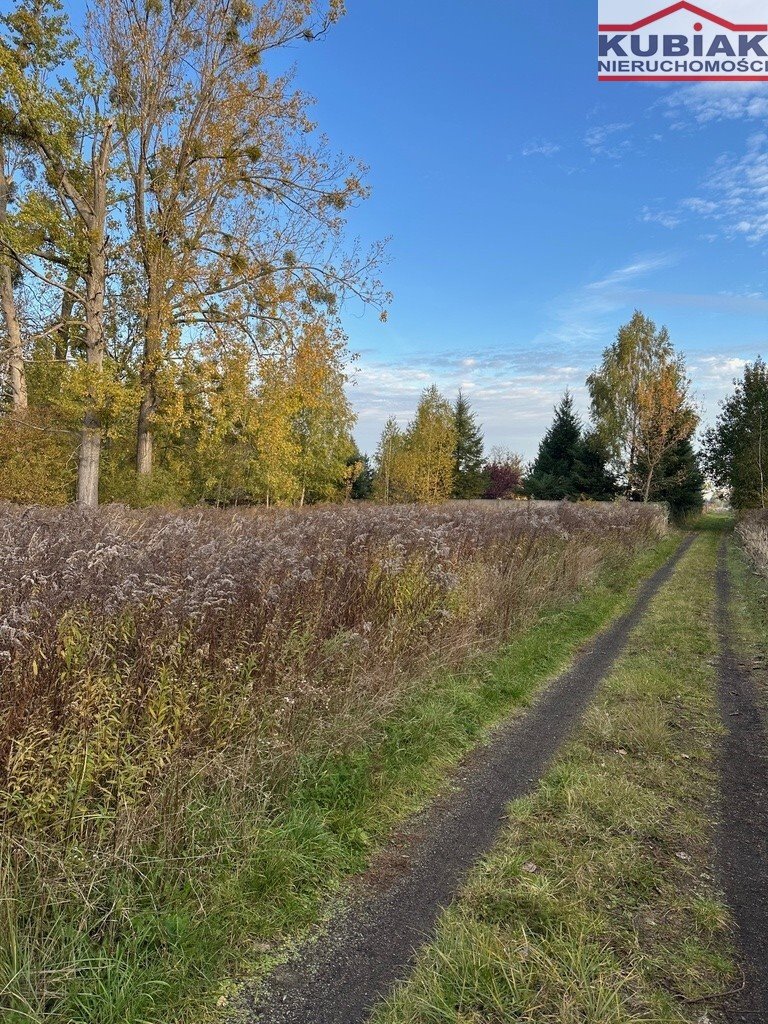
[599,1,767,32]
[598,1,768,80]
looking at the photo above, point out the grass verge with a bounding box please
[372,529,737,1024]
[2,534,680,1024]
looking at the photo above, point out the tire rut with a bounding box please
[715,538,768,1023]
[236,535,695,1024]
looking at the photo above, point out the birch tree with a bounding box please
[588,311,697,501]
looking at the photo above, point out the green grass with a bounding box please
[372,531,737,1024]
[1,533,682,1024]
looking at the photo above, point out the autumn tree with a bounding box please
[0,0,117,506]
[402,386,456,503]
[373,416,405,504]
[482,447,524,499]
[452,390,485,498]
[703,357,768,509]
[290,323,355,505]
[588,311,698,501]
[149,318,354,507]
[95,0,382,479]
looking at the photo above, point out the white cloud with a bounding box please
[663,83,768,125]
[683,197,718,215]
[583,122,632,158]
[587,253,677,290]
[693,355,748,380]
[686,133,768,242]
[349,355,587,458]
[522,139,561,157]
[641,206,681,229]
[347,257,760,459]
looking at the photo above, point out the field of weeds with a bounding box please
[737,508,768,577]
[0,500,667,1022]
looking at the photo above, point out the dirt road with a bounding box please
[240,538,695,1024]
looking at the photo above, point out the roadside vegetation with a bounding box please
[0,501,670,1022]
[736,508,768,578]
[729,510,768,704]
[373,529,736,1024]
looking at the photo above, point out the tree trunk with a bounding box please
[75,122,113,507]
[136,283,162,475]
[136,388,155,475]
[55,273,78,362]
[0,263,27,414]
[643,473,653,503]
[77,303,105,507]
[77,415,101,506]
[0,147,27,415]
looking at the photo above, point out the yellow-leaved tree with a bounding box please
[373,386,456,503]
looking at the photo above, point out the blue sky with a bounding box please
[281,0,768,458]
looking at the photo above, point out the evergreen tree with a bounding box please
[703,357,768,509]
[650,437,704,522]
[525,391,582,499]
[573,431,617,500]
[349,453,374,500]
[452,391,486,498]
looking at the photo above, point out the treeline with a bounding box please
[0,0,385,507]
[704,355,768,510]
[369,311,706,520]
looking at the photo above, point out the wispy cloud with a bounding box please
[640,206,681,230]
[349,255,679,456]
[521,139,560,157]
[663,83,768,126]
[684,133,768,242]
[586,253,677,290]
[583,122,633,159]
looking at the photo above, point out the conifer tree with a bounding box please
[650,437,704,522]
[349,453,373,500]
[525,391,582,499]
[452,391,486,498]
[573,431,617,501]
[703,357,768,509]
